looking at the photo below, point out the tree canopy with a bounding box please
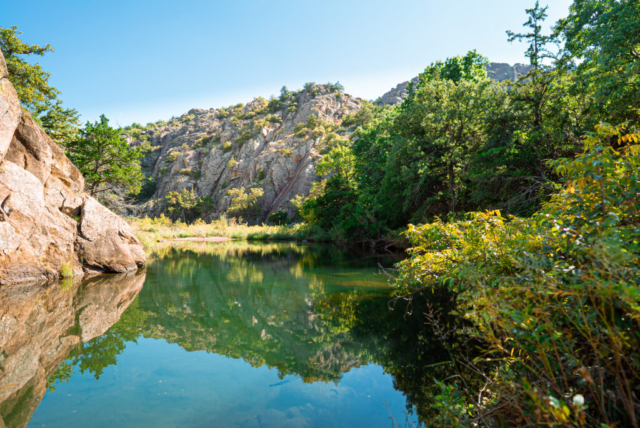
[0,26,80,144]
[65,115,144,197]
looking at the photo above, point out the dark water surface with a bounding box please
[2,242,453,427]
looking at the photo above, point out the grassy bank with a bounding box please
[128,215,408,250]
[127,215,331,248]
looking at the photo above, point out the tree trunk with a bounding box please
[448,160,455,213]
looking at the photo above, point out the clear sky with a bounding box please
[2,0,572,127]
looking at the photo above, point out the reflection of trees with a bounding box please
[42,243,480,426]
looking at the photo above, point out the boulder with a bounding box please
[0,50,145,285]
[76,197,146,273]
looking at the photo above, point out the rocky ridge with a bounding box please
[130,84,362,221]
[130,63,533,222]
[376,62,534,105]
[0,51,145,286]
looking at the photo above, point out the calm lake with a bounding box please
[1,242,453,428]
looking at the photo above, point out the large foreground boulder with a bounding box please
[0,51,145,285]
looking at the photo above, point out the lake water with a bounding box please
[0,242,453,428]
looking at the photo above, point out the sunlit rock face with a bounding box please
[375,62,535,105]
[0,272,145,428]
[132,85,363,222]
[0,50,145,285]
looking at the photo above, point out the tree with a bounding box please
[506,1,558,71]
[0,26,80,143]
[66,115,144,196]
[557,0,640,125]
[227,187,264,218]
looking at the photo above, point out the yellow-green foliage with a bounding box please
[227,187,264,216]
[166,151,181,162]
[395,124,640,427]
[221,141,233,153]
[227,157,237,168]
[127,215,328,250]
[294,114,335,138]
[60,262,74,279]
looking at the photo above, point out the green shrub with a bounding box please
[179,168,192,175]
[237,130,253,146]
[395,124,640,427]
[181,114,195,123]
[134,177,157,201]
[257,167,266,181]
[227,187,264,218]
[268,210,289,225]
[60,262,74,279]
[276,148,293,156]
[227,157,237,168]
[166,151,181,162]
[221,141,233,153]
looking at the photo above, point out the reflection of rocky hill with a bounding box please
[0,272,145,428]
[137,243,396,382]
[138,243,482,424]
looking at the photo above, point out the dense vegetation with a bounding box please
[286,2,640,426]
[3,1,640,425]
[297,2,637,242]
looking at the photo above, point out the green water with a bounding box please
[18,242,452,427]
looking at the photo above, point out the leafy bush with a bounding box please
[395,124,640,427]
[227,157,237,168]
[227,187,264,218]
[164,188,213,222]
[166,151,181,162]
[221,141,233,153]
[268,210,289,225]
[60,262,74,279]
[134,177,157,201]
[179,168,192,176]
[181,114,195,123]
[257,167,266,181]
[237,130,253,146]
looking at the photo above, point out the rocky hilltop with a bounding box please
[131,63,533,222]
[130,84,361,221]
[376,62,534,105]
[0,51,145,285]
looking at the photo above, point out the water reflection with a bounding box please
[0,271,145,428]
[6,242,467,427]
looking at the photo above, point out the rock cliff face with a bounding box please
[0,51,145,286]
[0,272,145,428]
[376,62,534,105]
[131,84,361,221]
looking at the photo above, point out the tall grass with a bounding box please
[127,214,330,248]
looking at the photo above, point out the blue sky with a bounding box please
[2,0,572,127]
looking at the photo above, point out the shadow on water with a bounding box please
[2,242,476,427]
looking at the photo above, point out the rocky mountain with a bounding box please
[375,62,534,105]
[0,51,145,286]
[128,62,533,223]
[129,84,362,221]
